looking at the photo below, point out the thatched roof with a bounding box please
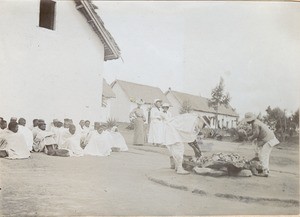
[167,90,238,117]
[74,0,121,61]
[111,80,170,105]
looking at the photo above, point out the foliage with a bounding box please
[208,77,231,128]
[180,100,192,114]
[262,106,298,141]
[106,117,117,129]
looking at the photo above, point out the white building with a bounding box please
[166,89,239,128]
[100,79,116,122]
[0,0,120,124]
[110,80,170,123]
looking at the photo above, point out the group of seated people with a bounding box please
[0,117,128,159]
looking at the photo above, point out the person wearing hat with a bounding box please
[243,112,280,177]
[129,99,146,146]
[148,99,165,146]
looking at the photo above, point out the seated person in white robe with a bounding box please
[84,124,112,157]
[82,122,101,148]
[109,126,128,152]
[31,119,40,139]
[0,122,30,159]
[17,118,33,152]
[57,119,73,148]
[83,120,92,135]
[61,124,83,157]
[33,120,69,157]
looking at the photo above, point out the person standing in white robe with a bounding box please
[61,124,83,157]
[162,103,192,175]
[109,126,128,151]
[148,99,164,146]
[84,125,112,157]
[17,118,33,151]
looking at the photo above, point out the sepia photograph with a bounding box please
[0,0,299,216]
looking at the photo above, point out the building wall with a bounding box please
[0,0,105,125]
[166,92,238,128]
[110,82,132,123]
[165,92,181,116]
[100,98,115,123]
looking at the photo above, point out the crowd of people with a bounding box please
[0,117,128,159]
[129,99,280,177]
[130,98,208,175]
[0,101,280,178]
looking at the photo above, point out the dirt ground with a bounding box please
[0,127,299,216]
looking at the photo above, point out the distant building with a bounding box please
[110,80,170,123]
[0,0,120,124]
[165,89,239,128]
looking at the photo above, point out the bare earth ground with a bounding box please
[0,127,299,216]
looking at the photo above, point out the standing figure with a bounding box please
[148,99,164,146]
[244,112,280,177]
[129,99,146,146]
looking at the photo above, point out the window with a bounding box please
[39,0,56,30]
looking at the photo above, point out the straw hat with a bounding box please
[154,99,162,104]
[243,112,256,122]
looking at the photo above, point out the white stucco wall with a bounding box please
[166,92,238,128]
[0,0,105,125]
[110,82,131,123]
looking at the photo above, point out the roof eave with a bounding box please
[75,0,121,61]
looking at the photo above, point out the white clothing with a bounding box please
[62,134,84,157]
[148,107,164,144]
[0,130,30,159]
[163,113,199,146]
[109,131,128,151]
[33,129,56,152]
[18,125,33,151]
[57,128,72,148]
[166,142,185,168]
[84,132,112,157]
[255,137,279,171]
[31,126,39,140]
[50,126,60,144]
[84,130,98,146]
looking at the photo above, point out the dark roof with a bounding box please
[111,80,170,105]
[102,79,115,98]
[74,0,121,61]
[168,90,239,117]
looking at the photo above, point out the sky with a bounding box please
[95,1,300,117]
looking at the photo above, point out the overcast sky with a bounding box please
[95,1,300,117]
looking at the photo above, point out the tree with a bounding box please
[180,100,192,114]
[292,109,299,127]
[208,77,231,129]
[262,106,298,141]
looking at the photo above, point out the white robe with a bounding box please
[62,134,84,157]
[84,132,112,157]
[0,130,30,159]
[163,113,199,146]
[33,129,56,152]
[109,131,128,151]
[57,128,72,148]
[18,125,34,151]
[148,107,164,144]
